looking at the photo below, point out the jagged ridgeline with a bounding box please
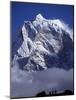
[12,14,73,71]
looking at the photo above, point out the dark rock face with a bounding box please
[18,57,29,70]
[44,54,59,68]
[11,30,23,60]
[58,33,74,70]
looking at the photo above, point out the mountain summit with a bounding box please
[12,14,73,71]
[36,13,44,20]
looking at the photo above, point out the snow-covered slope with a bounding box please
[12,14,73,71]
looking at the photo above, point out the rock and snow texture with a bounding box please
[11,14,74,98]
[12,14,73,71]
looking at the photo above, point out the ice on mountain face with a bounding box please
[33,14,48,31]
[35,41,50,54]
[22,25,28,40]
[51,19,65,29]
[36,14,44,21]
[12,14,73,71]
[33,14,73,40]
[49,39,62,53]
[50,19,73,40]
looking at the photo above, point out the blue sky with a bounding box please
[11,2,74,41]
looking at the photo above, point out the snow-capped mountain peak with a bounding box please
[12,14,73,71]
[36,13,45,21]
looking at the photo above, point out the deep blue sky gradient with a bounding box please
[11,2,74,41]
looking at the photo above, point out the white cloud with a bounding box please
[10,62,73,98]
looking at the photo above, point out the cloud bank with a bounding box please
[10,62,73,98]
